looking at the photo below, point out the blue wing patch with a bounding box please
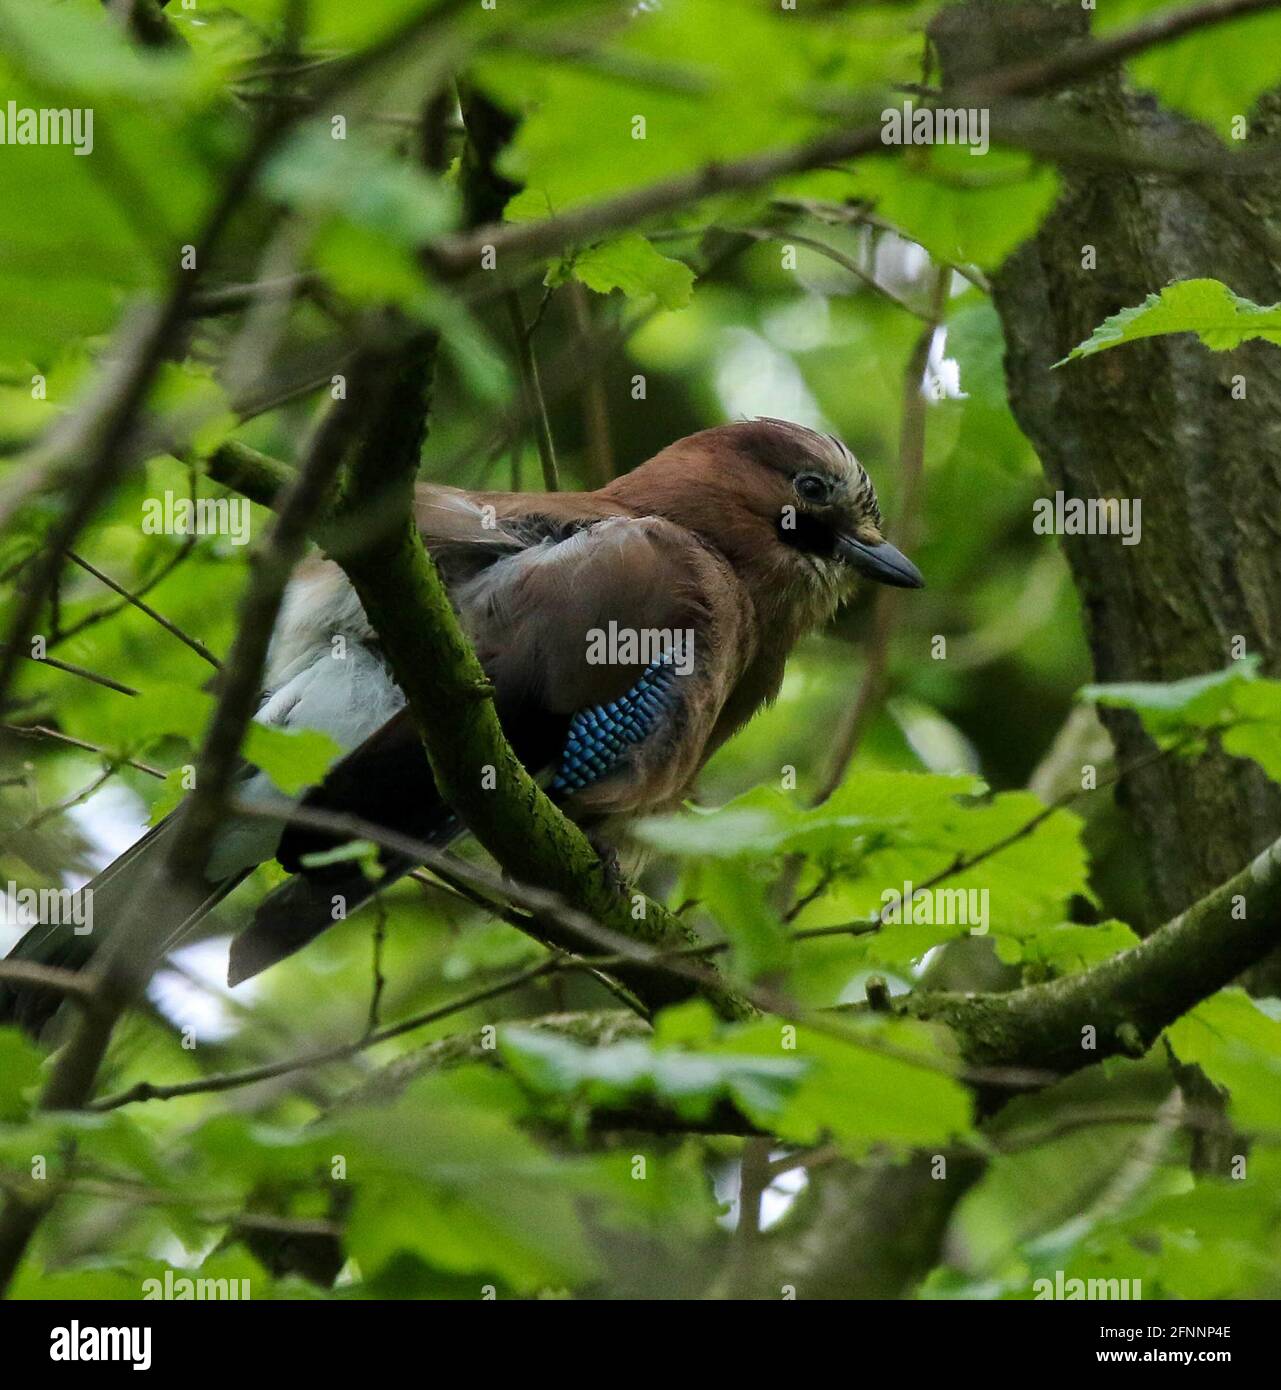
[551,660,680,793]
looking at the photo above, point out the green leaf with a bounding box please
[717,1016,972,1151]
[944,298,1040,476]
[299,839,379,872]
[60,682,338,795]
[996,918,1141,976]
[63,683,217,754]
[57,679,340,796]
[1167,989,1281,1131]
[311,222,428,309]
[0,3,213,359]
[634,771,984,861]
[262,126,457,246]
[695,860,788,980]
[1101,1,1281,134]
[336,1068,599,1291]
[441,921,543,982]
[558,234,695,309]
[1102,1150,1281,1299]
[0,1026,43,1122]
[1220,682,1281,783]
[498,1026,808,1121]
[0,0,206,105]
[1058,279,1281,365]
[475,0,913,222]
[1082,661,1281,787]
[1082,658,1259,727]
[848,146,1058,269]
[638,772,1089,968]
[241,724,342,795]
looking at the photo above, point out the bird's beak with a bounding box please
[836,534,925,589]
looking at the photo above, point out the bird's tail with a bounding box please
[226,810,461,986]
[0,815,245,1035]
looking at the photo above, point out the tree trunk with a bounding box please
[934,2,1281,933]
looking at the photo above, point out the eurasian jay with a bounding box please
[1,418,922,1026]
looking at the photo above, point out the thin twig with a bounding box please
[168,375,364,874]
[227,798,1056,1093]
[66,551,220,669]
[738,227,929,320]
[365,894,389,1038]
[0,0,480,1300]
[188,273,320,318]
[91,956,564,1111]
[505,292,560,491]
[0,724,165,779]
[14,764,120,836]
[980,0,1281,99]
[812,263,949,805]
[427,0,1281,278]
[51,535,198,648]
[568,283,615,485]
[0,960,99,1005]
[791,732,1199,945]
[9,650,140,698]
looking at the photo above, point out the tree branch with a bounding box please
[424,0,1281,279]
[504,292,560,491]
[89,955,567,1113]
[978,0,1281,100]
[907,831,1281,1074]
[65,550,220,670]
[325,824,1281,1136]
[0,723,165,779]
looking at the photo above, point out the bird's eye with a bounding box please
[795,473,831,505]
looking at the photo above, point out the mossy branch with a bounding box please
[906,832,1281,1075]
[207,440,300,510]
[340,830,1281,1127]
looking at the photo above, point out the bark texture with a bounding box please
[935,1,1281,930]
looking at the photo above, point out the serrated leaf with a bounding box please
[639,772,1089,967]
[560,234,695,309]
[1058,279,1281,365]
[1082,658,1259,725]
[1082,661,1281,788]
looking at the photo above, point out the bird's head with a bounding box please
[605,418,922,630]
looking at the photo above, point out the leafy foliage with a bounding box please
[0,0,1278,1305]
[1084,658,1281,783]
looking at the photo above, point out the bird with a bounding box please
[0,418,922,1030]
